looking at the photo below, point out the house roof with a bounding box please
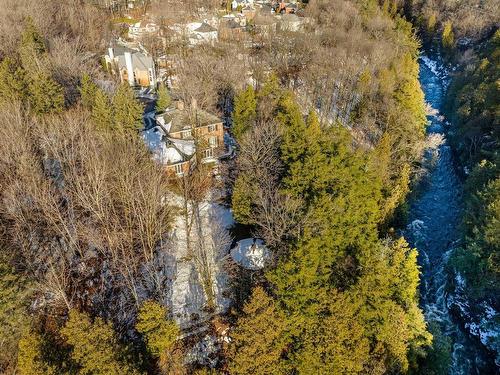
[117,52,154,71]
[194,22,217,33]
[142,126,195,165]
[161,108,221,135]
[222,18,244,29]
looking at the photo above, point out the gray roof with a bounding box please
[194,22,217,33]
[117,52,154,71]
[162,108,222,134]
[223,18,244,29]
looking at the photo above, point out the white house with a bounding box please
[128,19,159,39]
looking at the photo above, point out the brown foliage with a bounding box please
[0,102,174,323]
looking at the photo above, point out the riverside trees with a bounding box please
[228,87,431,374]
[227,0,433,372]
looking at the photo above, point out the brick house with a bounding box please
[104,43,157,88]
[143,102,224,177]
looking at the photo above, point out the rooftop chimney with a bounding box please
[108,47,115,61]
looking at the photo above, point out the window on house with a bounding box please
[181,130,192,139]
[208,124,217,132]
[174,163,184,175]
[202,148,214,159]
[209,136,218,147]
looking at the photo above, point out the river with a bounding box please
[404,57,498,374]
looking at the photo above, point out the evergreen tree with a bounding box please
[276,92,308,172]
[232,85,256,142]
[0,57,28,102]
[27,71,64,114]
[418,322,452,375]
[112,83,144,133]
[294,290,370,374]
[155,84,171,113]
[0,259,33,370]
[281,108,328,203]
[136,301,179,359]
[79,73,99,109]
[91,88,113,131]
[17,331,56,375]
[427,13,437,34]
[227,286,290,375]
[256,73,282,120]
[231,173,256,225]
[350,239,431,373]
[442,21,454,49]
[61,310,140,375]
[19,17,47,72]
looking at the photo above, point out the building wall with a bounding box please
[169,122,224,147]
[165,159,192,177]
[120,67,152,87]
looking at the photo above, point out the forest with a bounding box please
[0,0,497,374]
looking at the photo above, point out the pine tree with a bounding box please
[269,99,382,315]
[427,13,437,34]
[0,57,28,102]
[27,71,64,114]
[294,290,370,374]
[0,259,33,369]
[155,84,171,113]
[442,21,454,49]
[256,73,282,120]
[281,109,328,203]
[112,83,144,133]
[79,73,99,109]
[350,239,431,373]
[136,301,179,359]
[17,331,56,375]
[231,173,256,225]
[91,88,113,131]
[61,310,140,375]
[227,286,290,375]
[277,91,308,168]
[19,17,47,72]
[232,85,256,142]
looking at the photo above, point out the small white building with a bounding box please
[128,19,159,39]
[190,22,218,45]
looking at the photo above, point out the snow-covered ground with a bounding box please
[160,193,234,331]
[230,238,270,270]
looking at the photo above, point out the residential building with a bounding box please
[219,16,248,42]
[104,43,157,87]
[143,102,224,177]
[128,19,159,39]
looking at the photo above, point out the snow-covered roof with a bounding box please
[142,126,195,165]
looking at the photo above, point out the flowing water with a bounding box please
[404,58,498,374]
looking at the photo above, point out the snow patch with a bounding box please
[230,238,270,270]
